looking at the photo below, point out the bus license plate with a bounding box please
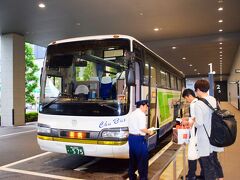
[66,145,84,155]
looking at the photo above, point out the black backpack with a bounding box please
[199,98,237,147]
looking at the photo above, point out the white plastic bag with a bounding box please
[173,126,190,144]
[188,125,199,160]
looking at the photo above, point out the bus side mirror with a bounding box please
[126,65,135,86]
[125,52,135,86]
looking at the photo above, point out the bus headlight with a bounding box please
[37,123,51,135]
[100,127,129,140]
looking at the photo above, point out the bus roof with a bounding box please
[48,34,135,45]
[49,34,184,77]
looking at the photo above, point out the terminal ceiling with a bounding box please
[1,0,240,80]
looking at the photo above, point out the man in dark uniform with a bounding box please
[127,100,154,180]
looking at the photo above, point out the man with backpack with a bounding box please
[194,80,224,180]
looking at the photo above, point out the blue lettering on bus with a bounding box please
[113,118,119,124]
[99,118,126,128]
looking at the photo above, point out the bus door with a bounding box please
[149,65,157,128]
[143,58,157,127]
[135,62,141,103]
[143,58,157,150]
[142,60,150,115]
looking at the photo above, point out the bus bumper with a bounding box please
[37,137,129,159]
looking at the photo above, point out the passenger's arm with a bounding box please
[194,103,204,127]
[181,117,195,127]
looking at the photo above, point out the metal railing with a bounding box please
[149,143,187,180]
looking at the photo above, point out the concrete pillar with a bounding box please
[208,73,214,96]
[1,33,25,126]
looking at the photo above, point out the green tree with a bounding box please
[76,62,94,81]
[25,43,39,105]
[83,62,93,81]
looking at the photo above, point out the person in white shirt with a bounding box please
[194,80,224,180]
[181,88,204,180]
[127,100,153,180]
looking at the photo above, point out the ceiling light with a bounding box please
[219,47,222,49]
[172,46,177,50]
[182,57,186,60]
[220,54,223,57]
[194,69,197,72]
[189,64,192,67]
[218,0,224,3]
[218,19,223,23]
[197,72,201,75]
[139,12,144,16]
[219,51,222,53]
[219,29,223,32]
[154,28,159,31]
[218,7,223,11]
[219,42,223,45]
[220,57,223,59]
[38,3,46,8]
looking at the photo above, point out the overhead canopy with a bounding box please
[0,0,240,79]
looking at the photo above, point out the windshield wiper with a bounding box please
[99,103,118,111]
[42,97,60,109]
[42,93,72,109]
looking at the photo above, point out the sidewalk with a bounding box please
[218,102,240,180]
[0,122,37,136]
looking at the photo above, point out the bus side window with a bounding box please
[177,78,182,90]
[166,72,170,89]
[143,62,150,85]
[170,74,177,90]
[159,69,167,88]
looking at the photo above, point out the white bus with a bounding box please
[37,35,184,159]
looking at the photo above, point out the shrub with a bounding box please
[25,112,38,122]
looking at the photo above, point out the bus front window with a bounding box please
[39,39,130,116]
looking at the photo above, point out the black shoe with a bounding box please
[196,175,204,180]
[181,175,196,180]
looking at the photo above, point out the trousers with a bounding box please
[200,152,224,180]
[128,134,148,180]
[188,159,204,179]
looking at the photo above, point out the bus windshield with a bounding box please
[39,38,130,116]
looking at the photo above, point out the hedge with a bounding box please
[25,112,38,122]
